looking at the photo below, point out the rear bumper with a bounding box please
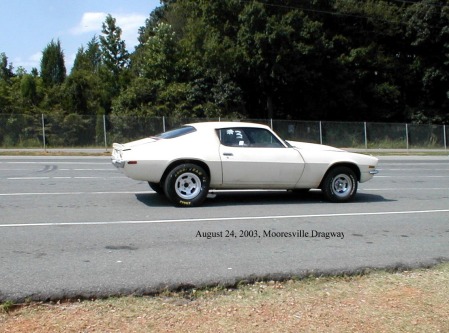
[111,146,125,169]
[111,158,125,169]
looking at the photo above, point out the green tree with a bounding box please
[40,39,66,87]
[403,0,449,122]
[0,53,14,113]
[20,74,39,107]
[100,14,129,75]
[141,22,182,82]
[99,14,130,110]
[0,80,12,112]
[0,52,14,83]
[114,23,187,118]
[63,71,97,114]
[237,2,331,118]
[72,36,102,73]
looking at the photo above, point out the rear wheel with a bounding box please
[164,163,209,207]
[148,182,164,195]
[321,166,358,202]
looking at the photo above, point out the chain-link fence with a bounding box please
[0,113,447,150]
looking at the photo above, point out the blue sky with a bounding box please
[0,0,161,72]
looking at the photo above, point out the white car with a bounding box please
[112,122,378,206]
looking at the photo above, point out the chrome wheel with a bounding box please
[174,172,202,200]
[331,174,353,198]
[321,166,358,202]
[164,163,210,207]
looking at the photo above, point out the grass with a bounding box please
[1,263,448,332]
[0,301,15,314]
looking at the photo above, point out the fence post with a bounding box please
[163,116,166,132]
[103,114,107,151]
[364,122,368,150]
[319,121,323,145]
[41,114,46,152]
[444,125,447,150]
[405,123,409,150]
[270,118,273,129]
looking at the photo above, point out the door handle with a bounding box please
[223,152,233,156]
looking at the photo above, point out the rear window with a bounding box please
[155,126,196,139]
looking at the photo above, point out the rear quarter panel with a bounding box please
[122,128,222,184]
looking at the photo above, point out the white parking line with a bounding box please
[0,187,447,196]
[1,161,109,164]
[361,187,449,191]
[375,176,449,178]
[4,176,125,180]
[0,209,448,228]
[386,168,449,171]
[7,177,50,180]
[0,191,149,196]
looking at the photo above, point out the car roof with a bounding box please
[186,121,272,131]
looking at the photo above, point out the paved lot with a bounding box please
[0,155,448,302]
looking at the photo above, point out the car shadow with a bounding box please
[135,190,394,208]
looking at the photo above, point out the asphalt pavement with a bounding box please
[0,154,448,302]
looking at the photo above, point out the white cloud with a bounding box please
[71,12,108,35]
[115,13,147,48]
[70,12,147,49]
[13,52,42,71]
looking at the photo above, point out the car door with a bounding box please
[218,127,305,187]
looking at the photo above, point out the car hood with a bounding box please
[286,140,345,152]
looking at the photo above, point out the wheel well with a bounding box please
[319,163,361,188]
[160,159,211,184]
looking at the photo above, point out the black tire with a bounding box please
[148,182,164,195]
[164,163,210,207]
[321,166,358,202]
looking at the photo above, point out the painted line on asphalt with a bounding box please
[1,209,448,228]
[375,176,449,178]
[6,177,50,180]
[1,161,110,165]
[362,187,449,191]
[0,191,151,196]
[0,187,448,196]
[386,168,449,171]
[4,176,126,180]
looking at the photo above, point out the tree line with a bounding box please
[1,0,449,125]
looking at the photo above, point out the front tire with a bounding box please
[321,166,358,202]
[164,163,210,207]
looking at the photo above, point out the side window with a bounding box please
[219,128,249,147]
[219,127,283,148]
[244,128,284,148]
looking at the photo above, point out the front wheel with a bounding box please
[164,163,210,207]
[321,166,358,202]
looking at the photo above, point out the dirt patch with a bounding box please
[1,264,448,332]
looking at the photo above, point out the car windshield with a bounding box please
[154,126,196,139]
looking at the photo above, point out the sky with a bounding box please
[0,0,161,73]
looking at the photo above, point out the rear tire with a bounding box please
[164,163,209,207]
[321,166,358,202]
[148,182,164,195]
